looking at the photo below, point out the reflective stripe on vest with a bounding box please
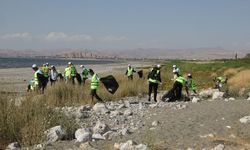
[148,70,160,83]
[176,76,186,85]
[127,67,133,76]
[91,74,99,89]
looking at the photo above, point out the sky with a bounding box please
[0,0,250,50]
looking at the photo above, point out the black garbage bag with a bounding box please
[161,89,177,102]
[100,75,119,94]
[137,70,143,78]
[76,73,82,85]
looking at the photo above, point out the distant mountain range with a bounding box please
[0,48,248,60]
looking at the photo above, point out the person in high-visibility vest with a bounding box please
[186,73,197,96]
[213,76,228,91]
[164,71,187,102]
[69,62,77,84]
[89,69,103,103]
[32,64,46,93]
[172,64,181,81]
[148,64,161,102]
[80,65,89,85]
[125,64,136,80]
[42,63,50,83]
[64,64,71,83]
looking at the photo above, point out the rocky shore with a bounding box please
[6,89,250,150]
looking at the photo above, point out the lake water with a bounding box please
[0,57,116,69]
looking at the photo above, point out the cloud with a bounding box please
[45,32,127,43]
[0,32,32,40]
[101,36,128,42]
[45,32,67,41]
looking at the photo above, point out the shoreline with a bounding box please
[0,60,154,92]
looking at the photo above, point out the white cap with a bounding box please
[188,73,192,77]
[51,65,55,68]
[46,62,49,65]
[173,64,177,68]
[156,64,161,68]
[32,64,37,68]
[128,64,131,67]
[80,65,84,68]
[68,62,72,65]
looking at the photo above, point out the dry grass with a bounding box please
[227,69,250,93]
[0,93,79,148]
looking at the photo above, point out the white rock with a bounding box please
[114,140,147,150]
[212,91,224,100]
[75,128,92,142]
[199,88,218,98]
[135,144,148,150]
[6,142,20,150]
[118,103,126,109]
[176,104,186,109]
[124,109,133,116]
[93,121,110,134]
[213,144,225,150]
[152,121,160,127]
[45,125,66,143]
[121,128,130,136]
[247,97,250,101]
[192,97,200,103]
[124,101,131,108]
[103,131,118,140]
[239,116,250,124]
[228,97,235,101]
[93,103,109,114]
[149,103,158,108]
[110,110,123,118]
[139,102,145,110]
[92,133,105,140]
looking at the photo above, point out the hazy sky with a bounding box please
[0,0,250,50]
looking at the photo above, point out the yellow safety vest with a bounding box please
[176,76,186,85]
[91,74,99,90]
[127,67,134,76]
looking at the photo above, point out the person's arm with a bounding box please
[158,72,161,83]
[125,70,128,75]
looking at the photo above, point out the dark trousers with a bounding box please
[82,78,87,85]
[148,82,158,102]
[50,79,56,86]
[128,75,133,80]
[91,89,103,102]
[71,76,76,84]
[171,81,183,100]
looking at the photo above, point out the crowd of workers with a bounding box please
[28,62,228,103]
